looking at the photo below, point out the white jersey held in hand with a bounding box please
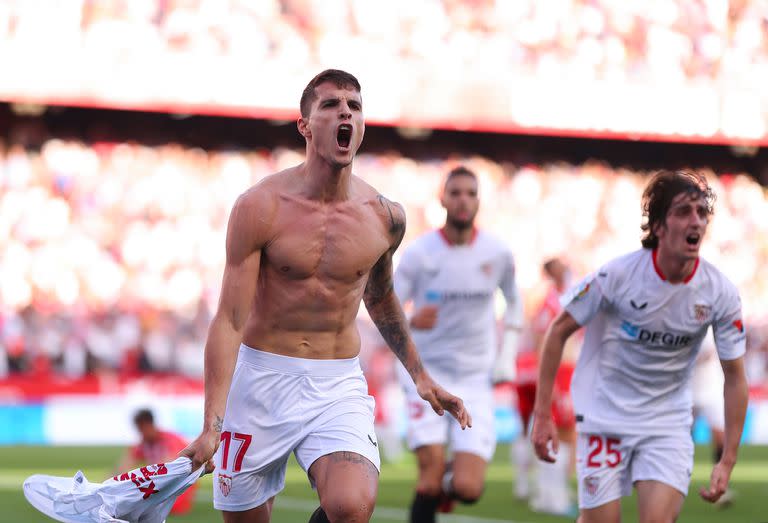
[23,457,205,523]
[564,248,746,435]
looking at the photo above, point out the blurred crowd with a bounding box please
[1,1,768,136]
[1,0,765,83]
[1,138,768,386]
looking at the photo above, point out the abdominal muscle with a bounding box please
[240,271,367,360]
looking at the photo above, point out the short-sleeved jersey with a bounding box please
[563,248,745,435]
[394,229,519,383]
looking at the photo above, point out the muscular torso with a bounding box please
[241,172,394,359]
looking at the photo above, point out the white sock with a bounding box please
[532,443,572,512]
[512,437,531,497]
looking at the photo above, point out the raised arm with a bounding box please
[363,196,470,428]
[181,190,269,471]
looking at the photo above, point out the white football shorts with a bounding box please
[576,431,694,509]
[213,345,380,512]
[402,376,496,461]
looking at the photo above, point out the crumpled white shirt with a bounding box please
[24,457,205,523]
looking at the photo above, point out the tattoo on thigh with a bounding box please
[330,452,379,475]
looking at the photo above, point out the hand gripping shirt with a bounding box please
[563,249,745,435]
[24,457,204,523]
[394,229,520,383]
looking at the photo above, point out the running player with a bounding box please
[180,69,470,523]
[532,170,748,523]
[394,166,521,523]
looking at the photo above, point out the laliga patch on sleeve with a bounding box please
[560,276,595,307]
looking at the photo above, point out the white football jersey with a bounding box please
[24,457,204,523]
[563,248,745,435]
[394,229,520,383]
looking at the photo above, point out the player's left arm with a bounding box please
[494,250,523,383]
[700,355,747,503]
[364,195,470,429]
[700,287,748,503]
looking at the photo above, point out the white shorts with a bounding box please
[403,378,496,461]
[213,346,381,512]
[576,431,694,509]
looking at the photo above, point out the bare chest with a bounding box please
[264,203,389,282]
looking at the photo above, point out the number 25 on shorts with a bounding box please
[220,431,252,472]
[586,435,621,468]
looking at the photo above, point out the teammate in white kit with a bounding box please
[532,170,748,523]
[394,166,522,523]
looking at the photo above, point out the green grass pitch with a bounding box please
[1,444,766,522]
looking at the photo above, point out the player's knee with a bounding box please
[321,491,376,523]
[451,476,484,504]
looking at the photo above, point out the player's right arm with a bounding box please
[531,310,580,462]
[181,189,269,472]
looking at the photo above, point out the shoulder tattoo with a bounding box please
[377,194,405,239]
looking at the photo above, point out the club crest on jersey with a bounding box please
[480,262,493,276]
[693,304,712,323]
[219,473,232,497]
[584,476,599,496]
[733,319,744,333]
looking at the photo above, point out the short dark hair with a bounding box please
[640,170,715,249]
[299,69,361,118]
[133,408,154,426]
[444,166,477,189]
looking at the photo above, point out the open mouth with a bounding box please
[686,234,700,246]
[337,124,352,149]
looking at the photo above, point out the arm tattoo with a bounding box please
[212,415,224,433]
[364,252,423,379]
[367,195,422,377]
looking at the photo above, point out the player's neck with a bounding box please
[653,247,698,284]
[440,225,477,245]
[299,158,353,202]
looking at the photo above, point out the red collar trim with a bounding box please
[652,248,699,284]
[438,227,478,246]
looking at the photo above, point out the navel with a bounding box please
[281,266,290,272]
